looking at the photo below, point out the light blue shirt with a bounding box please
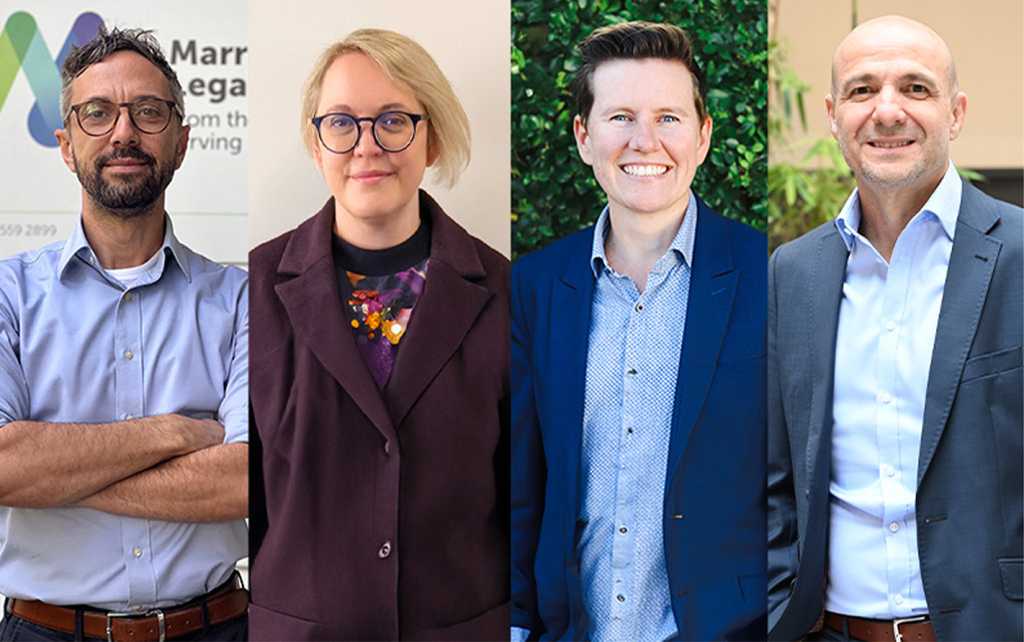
[828,162,961,618]
[574,194,695,641]
[0,216,248,610]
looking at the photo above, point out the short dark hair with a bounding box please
[572,21,707,124]
[61,25,184,122]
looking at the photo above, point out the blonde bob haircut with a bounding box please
[301,29,471,187]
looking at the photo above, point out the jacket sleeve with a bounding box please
[767,247,800,637]
[510,262,544,634]
[248,400,268,566]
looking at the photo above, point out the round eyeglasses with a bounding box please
[311,111,427,154]
[69,98,182,136]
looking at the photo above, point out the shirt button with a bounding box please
[634,302,644,313]
[123,414,133,420]
[883,464,895,478]
[124,350,134,361]
[626,368,637,376]
[377,540,392,559]
[889,521,900,533]
[618,526,627,534]
[132,547,143,558]
[894,594,904,605]
[877,391,892,405]
[885,320,897,332]
[616,594,626,603]
[124,292,134,303]
[626,427,634,435]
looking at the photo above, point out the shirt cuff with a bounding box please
[511,626,531,642]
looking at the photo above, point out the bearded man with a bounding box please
[0,26,249,642]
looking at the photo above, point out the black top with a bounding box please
[331,219,431,277]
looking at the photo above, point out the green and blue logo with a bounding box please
[0,11,103,147]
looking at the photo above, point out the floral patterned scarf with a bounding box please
[344,259,428,387]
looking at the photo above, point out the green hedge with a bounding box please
[512,0,768,258]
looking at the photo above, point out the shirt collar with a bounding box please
[58,214,192,283]
[834,161,962,251]
[590,192,698,277]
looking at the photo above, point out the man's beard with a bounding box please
[75,147,175,218]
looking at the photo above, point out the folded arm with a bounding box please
[77,442,247,522]
[0,414,223,508]
[79,286,251,523]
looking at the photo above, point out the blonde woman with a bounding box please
[249,29,509,641]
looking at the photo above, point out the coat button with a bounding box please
[378,540,392,559]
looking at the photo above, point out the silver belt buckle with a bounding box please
[106,609,166,642]
[892,615,927,642]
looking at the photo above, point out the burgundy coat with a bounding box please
[249,192,510,641]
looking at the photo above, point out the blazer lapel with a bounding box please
[274,200,397,445]
[917,184,1002,485]
[665,204,737,488]
[556,233,597,518]
[804,229,848,494]
[383,192,492,428]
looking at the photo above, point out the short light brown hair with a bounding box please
[301,29,471,187]
[572,21,707,124]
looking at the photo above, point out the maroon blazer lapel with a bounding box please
[383,191,493,429]
[273,199,398,446]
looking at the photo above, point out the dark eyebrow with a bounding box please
[79,94,171,104]
[899,73,938,88]
[839,74,878,94]
[840,71,939,95]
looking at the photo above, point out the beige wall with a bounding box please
[247,0,511,255]
[772,0,1023,169]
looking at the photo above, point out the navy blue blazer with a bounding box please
[511,197,767,641]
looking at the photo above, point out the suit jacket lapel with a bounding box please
[917,183,1002,485]
[665,204,737,488]
[805,229,848,495]
[383,192,492,428]
[557,233,597,519]
[274,200,397,445]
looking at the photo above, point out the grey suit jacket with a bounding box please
[767,181,1023,641]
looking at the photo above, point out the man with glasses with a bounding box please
[0,27,248,642]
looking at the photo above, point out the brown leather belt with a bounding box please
[826,611,935,642]
[6,575,248,642]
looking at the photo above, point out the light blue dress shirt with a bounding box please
[574,195,696,641]
[827,162,961,618]
[0,216,248,610]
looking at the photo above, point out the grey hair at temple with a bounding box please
[60,25,185,122]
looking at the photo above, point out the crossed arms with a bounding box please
[0,415,247,522]
[0,278,249,523]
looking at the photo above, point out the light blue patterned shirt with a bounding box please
[578,194,696,641]
[0,216,248,610]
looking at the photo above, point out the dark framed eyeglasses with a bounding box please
[69,98,182,137]
[311,110,427,154]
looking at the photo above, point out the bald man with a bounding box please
[768,15,1022,642]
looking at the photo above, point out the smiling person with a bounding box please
[247,29,509,641]
[768,15,1022,642]
[511,22,767,641]
[0,27,249,642]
